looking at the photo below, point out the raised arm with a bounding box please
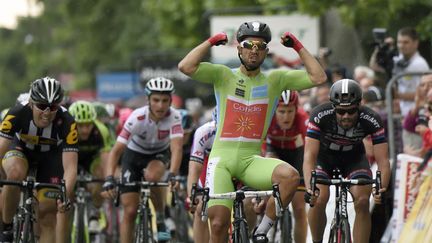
[178,32,227,76]
[281,32,327,85]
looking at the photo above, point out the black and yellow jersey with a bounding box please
[0,102,78,153]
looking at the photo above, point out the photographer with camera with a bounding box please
[369,28,397,79]
[370,27,429,151]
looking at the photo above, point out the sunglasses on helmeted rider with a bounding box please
[33,103,60,112]
[334,107,358,115]
[240,40,268,50]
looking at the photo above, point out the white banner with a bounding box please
[210,15,319,62]
[390,154,423,242]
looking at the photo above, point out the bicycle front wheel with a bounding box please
[233,220,249,243]
[16,210,35,243]
[134,209,153,243]
[328,221,337,243]
[72,203,89,243]
[339,219,351,243]
[280,209,293,243]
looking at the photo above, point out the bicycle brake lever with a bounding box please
[375,171,382,196]
[201,187,210,222]
[272,184,283,217]
[114,184,121,207]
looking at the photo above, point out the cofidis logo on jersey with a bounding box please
[220,96,268,142]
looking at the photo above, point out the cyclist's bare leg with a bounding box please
[193,200,210,243]
[255,163,299,236]
[264,163,299,220]
[208,205,231,243]
[120,192,139,243]
[308,184,329,242]
[292,191,307,243]
[350,184,372,243]
[39,199,59,243]
[145,160,167,226]
[2,157,27,225]
[244,198,258,235]
[57,209,73,243]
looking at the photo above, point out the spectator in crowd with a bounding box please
[403,74,432,156]
[330,63,347,83]
[359,77,375,92]
[353,65,375,82]
[393,27,430,118]
[370,27,430,152]
[308,84,331,110]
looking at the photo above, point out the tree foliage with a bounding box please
[0,0,430,108]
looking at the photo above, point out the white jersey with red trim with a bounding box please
[190,121,216,187]
[190,121,216,164]
[117,106,183,154]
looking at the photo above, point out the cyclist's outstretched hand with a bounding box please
[281,32,304,52]
[102,175,117,199]
[373,187,386,204]
[304,188,319,206]
[208,32,228,46]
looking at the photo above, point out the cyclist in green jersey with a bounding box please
[178,21,327,243]
[68,100,114,231]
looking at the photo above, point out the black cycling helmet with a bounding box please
[236,21,271,43]
[329,79,362,106]
[29,77,64,104]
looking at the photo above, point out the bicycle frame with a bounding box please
[118,180,170,243]
[0,176,66,243]
[310,169,382,243]
[71,171,105,243]
[197,184,283,243]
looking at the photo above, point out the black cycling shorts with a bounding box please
[266,145,304,180]
[120,147,170,193]
[316,151,372,180]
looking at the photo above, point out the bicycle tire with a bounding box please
[14,214,24,242]
[280,208,293,243]
[72,203,89,243]
[340,219,351,243]
[233,219,249,243]
[328,221,337,243]
[20,210,33,243]
[134,209,153,243]
[172,203,192,242]
[107,201,120,243]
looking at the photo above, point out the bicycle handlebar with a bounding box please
[198,184,283,222]
[0,178,67,203]
[310,170,382,192]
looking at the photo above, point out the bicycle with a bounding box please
[116,180,171,243]
[270,179,306,243]
[193,184,283,243]
[169,176,193,243]
[70,170,106,243]
[309,169,382,243]
[0,176,67,243]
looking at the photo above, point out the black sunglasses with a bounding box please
[334,107,358,115]
[34,103,60,112]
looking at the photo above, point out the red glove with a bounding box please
[281,32,304,52]
[207,32,228,46]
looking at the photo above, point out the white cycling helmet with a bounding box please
[145,77,175,96]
